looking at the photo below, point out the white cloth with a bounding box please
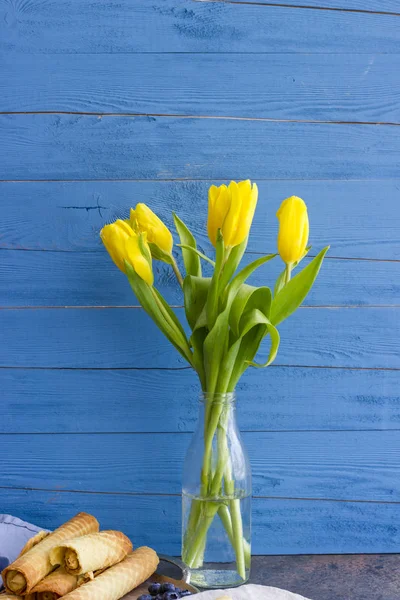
[195,584,312,600]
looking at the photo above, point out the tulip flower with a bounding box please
[276,196,309,265]
[207,180,258,248]
[130,203,173,256]
[100,219,153,285]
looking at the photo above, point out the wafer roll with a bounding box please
[30,568,79,600]
[19,531,50,557]
[2,513,99,595]
[49,531,132,575]
[61,547,159,600]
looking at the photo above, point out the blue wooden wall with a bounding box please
[1,0,400,556]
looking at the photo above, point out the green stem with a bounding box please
[284,262,292,285]
[183,501,220,567]
[171,257,184,287]
[218,504,251,569]
[230,495,246,580]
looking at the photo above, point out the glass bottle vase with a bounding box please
[182,392,251,588]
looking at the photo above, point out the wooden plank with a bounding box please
[250,554,400,600]
[2,430,400,501]
[3,54,400,123]
[216,0,399,13]
[1,1,399,54]
[2,366,399,434]
[0,180,399,260]
[1,250,398,307]
[1,115,400,181]
[1,488,400,555]
[0,307,398,369]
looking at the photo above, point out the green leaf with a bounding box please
[190,327,207,390]
[148,242,173,265]
[152,287,189,343]
[219,237,248,289]
[274,245,312,297]
[173,213,201,277]
[206,231,225,330]
[203,306,230,394]
[271,246,329,326]
[273,269,287,298]
[230,310,279,387]
[230,284,272,337]
[177,244,215,267]
[227,309,280,390]
[226,253,276,307]
[183,276,211,330]
[125,261,193,366]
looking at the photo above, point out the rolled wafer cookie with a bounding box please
[2,512,99,595]
[49,531,132,575]
[61,547,159,600]
[19,531,50,557]
[30,567,79,600]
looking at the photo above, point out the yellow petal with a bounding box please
[276,196,309,264]
[207,184,230,246]
[232,181,258,246]
[125,235,154,285]
[100,220,134,273]
[134,203,173,255]
[222,181,242,246]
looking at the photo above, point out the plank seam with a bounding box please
[0,305,399,310]
[2,111,400,126]
[0,485,399,505]
[1,428,399,435]
[2,248,400,264]
[2,178,400,183]
[0,364,398,372]
[194,0,400,17]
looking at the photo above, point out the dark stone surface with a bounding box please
[249,554,400,600]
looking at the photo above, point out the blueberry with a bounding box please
[148,583,162,596]
[161,583,176,594]
[174,589,183,596]
[180,592,192,597]
[163,593,179,600]
[138,595,153,600]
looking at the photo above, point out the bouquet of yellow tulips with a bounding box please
[101,181,328,583]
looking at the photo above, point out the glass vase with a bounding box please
[182,392,251,588]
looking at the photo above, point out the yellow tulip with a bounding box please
[130,203,173,255]
[276,196,309,264]
[124,233,154,286]
[207,180,258,247]
[100,219,154,285]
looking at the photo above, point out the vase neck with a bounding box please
[199,392,236,407]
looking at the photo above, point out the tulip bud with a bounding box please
[100,219,134,273]
[130,203,173,256]
[207,180,258,248]
[100,219,154,285]
[276,196,309,264]
[125,233,154,286]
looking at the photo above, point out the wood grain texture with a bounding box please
[1,0,399,54]
[0,180,399,260]
[3,54,400,123]
[2,430,400,501]
[1,115,400,181]
[0,307,398,369]
[1,488,400,555]
[210,0,400,13]
[2,366,400,434]
[249,554,400,600]
[2,250,399,307]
